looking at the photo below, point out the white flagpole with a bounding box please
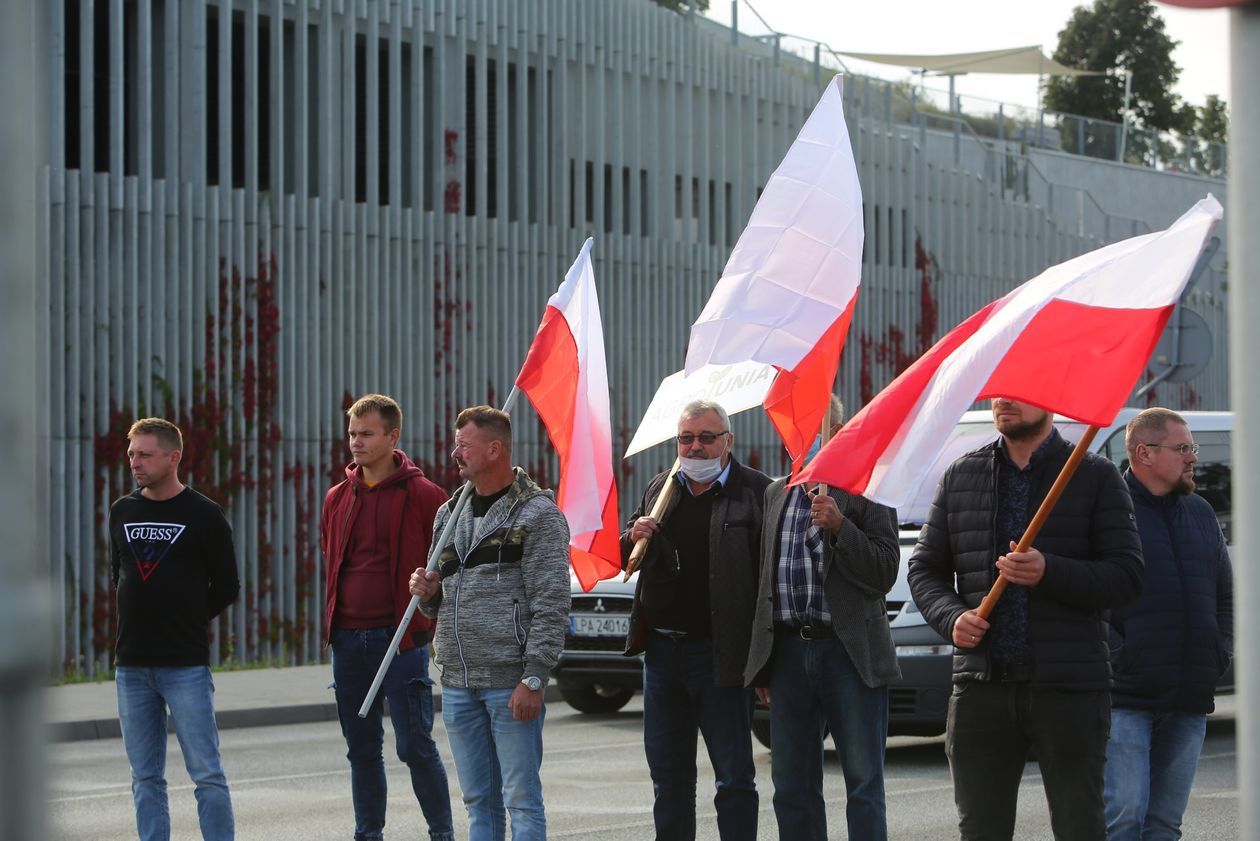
[355,388,522,718]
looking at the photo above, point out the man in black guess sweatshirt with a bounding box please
[110,418,240,841]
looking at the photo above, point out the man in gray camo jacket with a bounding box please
[410,405,570,841]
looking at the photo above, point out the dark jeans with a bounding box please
[331,628,454,841]
[945,680,1110,841]
[768,632,889,841]
[642,633,757,841]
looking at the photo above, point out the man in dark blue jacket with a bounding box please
[1105,408,1233,840]
[909,398,1143,841]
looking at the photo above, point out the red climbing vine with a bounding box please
[858,235,941,404]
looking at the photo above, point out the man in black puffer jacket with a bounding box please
[1104,408,1233,840]
[909,398,1143,841]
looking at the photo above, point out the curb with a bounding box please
[51,686,562,743]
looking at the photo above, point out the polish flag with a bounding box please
[794,195,1223,507]
[516,238,621,591]
[684,75,862,473]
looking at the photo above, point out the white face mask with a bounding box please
[680,455,724,485]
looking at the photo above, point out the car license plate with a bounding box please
[570,614,629,637]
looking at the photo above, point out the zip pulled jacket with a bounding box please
[420,468,571,689]
[908,428,1144,689]
[1111,469,1234,713]
[321,450,447,651]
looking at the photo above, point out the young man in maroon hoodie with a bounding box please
[321,394,454,841]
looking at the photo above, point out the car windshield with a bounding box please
[897,421,997,527]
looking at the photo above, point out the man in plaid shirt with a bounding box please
[744,396,901,841]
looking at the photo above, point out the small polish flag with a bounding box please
[516,239,622,591]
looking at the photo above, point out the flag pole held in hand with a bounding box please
[816,400,834,496]
[357,387,521,718]
[625,458,681,581]
[975,425,1100,619]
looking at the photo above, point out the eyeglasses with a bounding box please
[1141,442,1199,456]
[677,431,730,446]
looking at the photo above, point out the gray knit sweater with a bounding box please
[421,468,571,689]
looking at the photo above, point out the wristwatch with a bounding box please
[521,676,543,692]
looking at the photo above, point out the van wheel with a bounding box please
[558,682,634,714]
[751,716,772,749]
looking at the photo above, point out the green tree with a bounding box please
[1044,0,1191,136]
[1198,95,1228,144]
[1193,94,1228,175]
[648,0,711,13]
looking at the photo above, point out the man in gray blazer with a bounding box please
[744,396,900,841]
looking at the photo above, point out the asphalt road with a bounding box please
[49,697,1238,840]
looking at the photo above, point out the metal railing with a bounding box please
[700,7,1228,180]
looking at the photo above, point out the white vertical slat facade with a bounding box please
[45,0,1229,674]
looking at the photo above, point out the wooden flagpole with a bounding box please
[815,399,834,495]
[624,458,681,581]
[975,425,1101,619]
[811,323,846,494]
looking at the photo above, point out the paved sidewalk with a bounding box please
[51,666,1233,745]
[47,664,561,742]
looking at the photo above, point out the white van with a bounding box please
[885,408,1233,737]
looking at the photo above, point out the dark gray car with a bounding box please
[554,571,642,713]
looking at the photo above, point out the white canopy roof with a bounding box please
[837,45,1104,77]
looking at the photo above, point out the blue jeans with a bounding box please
[1104,708,1207,841]
[115,666,234,841]
[442,686,547,841]
[642,633,757,841]
[331,628,454,841]
[768,632,889,841]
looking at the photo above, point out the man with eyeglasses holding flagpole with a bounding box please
[1104,408,1233,840]
[621,399,771,841]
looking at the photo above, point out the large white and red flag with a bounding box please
[794,195,1223,506]
[515,238,621,591]
[684,76,862,473]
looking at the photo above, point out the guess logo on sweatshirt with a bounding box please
[124,522,187,581]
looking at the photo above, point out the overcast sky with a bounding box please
[704,1,1230,112]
